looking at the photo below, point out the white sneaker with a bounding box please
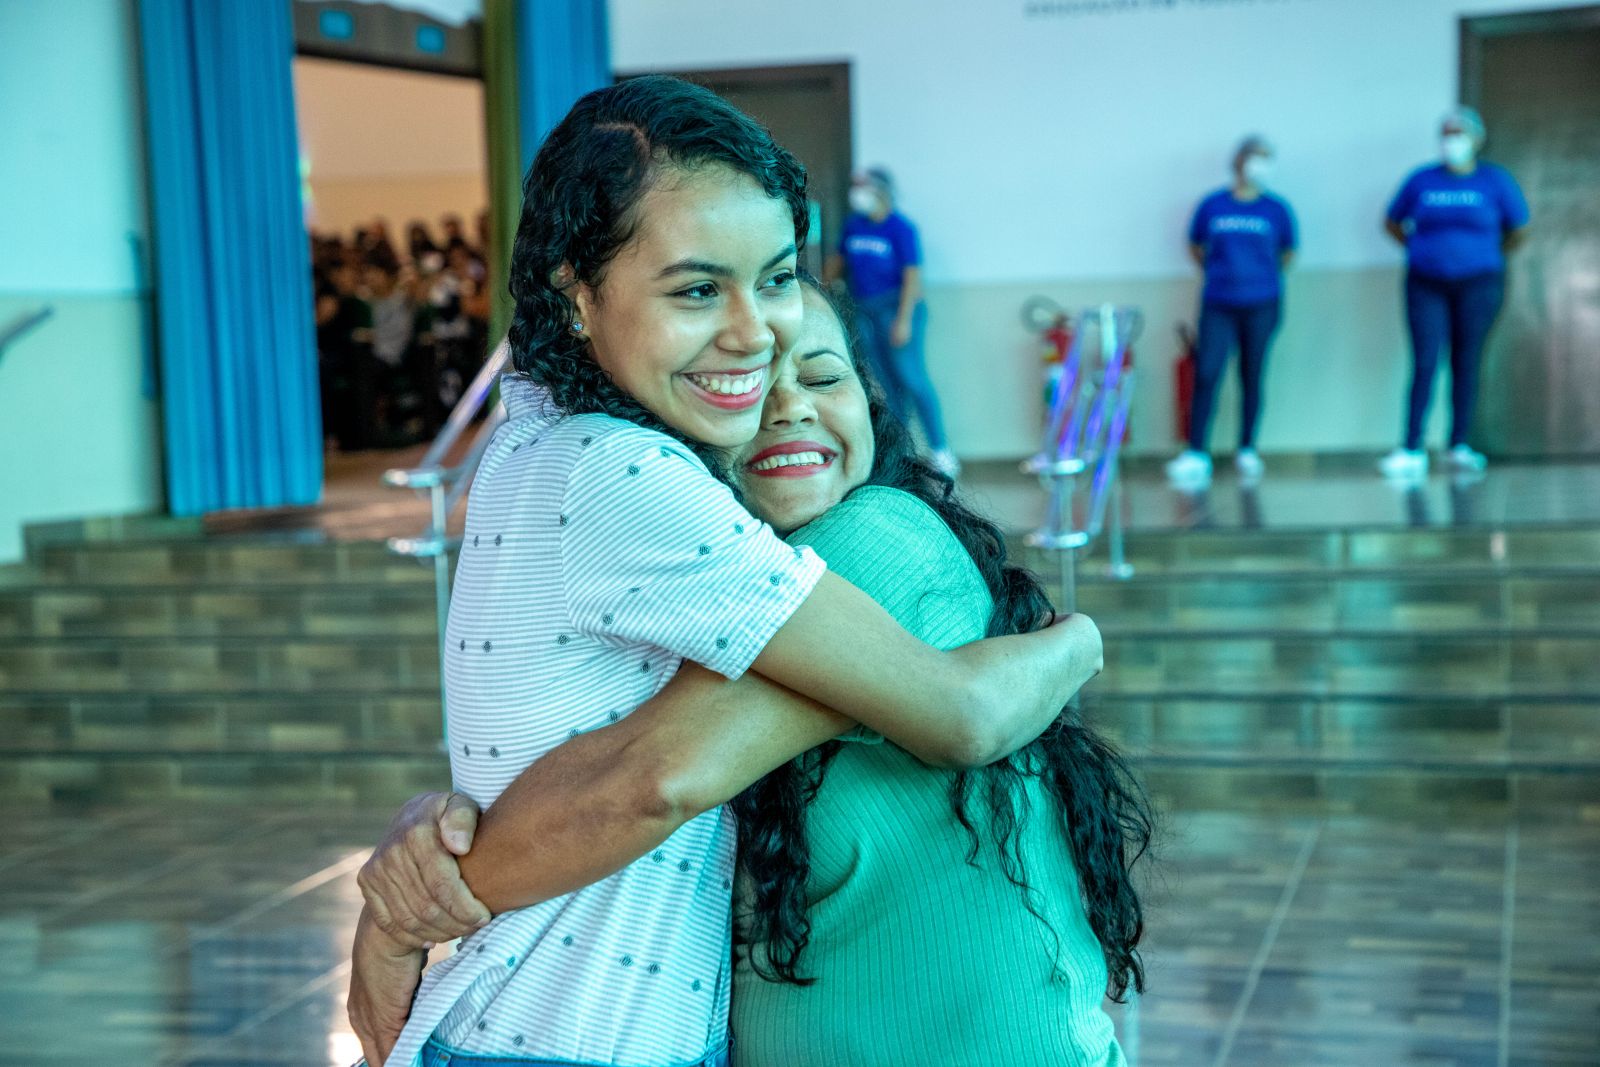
[1235,449,1265,482]
[1449,444,1488,472]
[1379,448,1428,480]
[1165,450,1212,485]
[929,448,961,479]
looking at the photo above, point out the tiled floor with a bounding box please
[1,803,1594,1066]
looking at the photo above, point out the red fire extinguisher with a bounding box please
[1022,297,1075,415]
[1174,324,1197,445]
[1042,317,1073,365]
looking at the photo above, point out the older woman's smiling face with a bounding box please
[736,287,875,533]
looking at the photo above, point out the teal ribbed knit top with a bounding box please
[731,487,1124,1067]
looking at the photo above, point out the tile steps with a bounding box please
[4,690,1599,759]
[2,744,1592,772]
[2,750,1592,816]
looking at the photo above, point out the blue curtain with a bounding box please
[137,0,322,516]
[515,0,611,172]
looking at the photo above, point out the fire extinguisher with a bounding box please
[1022,296,1074,414]
[1042,316,1073,365]
[1174,323,1197,445]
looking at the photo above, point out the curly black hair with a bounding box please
[731,280,1157,1002]
[505,75,808,466]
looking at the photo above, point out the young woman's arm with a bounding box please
[752,570,1095,767]
[563,431,1098,769]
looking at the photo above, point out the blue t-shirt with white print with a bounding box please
[1188,190,1297,307]
[1387,162,1529,281]
[839,211,920,301]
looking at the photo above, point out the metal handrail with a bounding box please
[384,337,512,734]
[1023,304,1141,609]
[384,337,512,496]
[0,307,54,364]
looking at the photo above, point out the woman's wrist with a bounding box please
[358,905,426,960]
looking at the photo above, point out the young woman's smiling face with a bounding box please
[738,287,875,533]
[571,164,802,449]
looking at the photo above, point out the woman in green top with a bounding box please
[355,281,1151,1065]
[728,282,1147,1065]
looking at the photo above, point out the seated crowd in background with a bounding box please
[310,212,492,452]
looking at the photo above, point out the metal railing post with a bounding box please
[1108,475,1133,580]
[428,482,451,742]
[384,337,514,745]
[1024,302,1140,597]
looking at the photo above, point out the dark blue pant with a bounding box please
[1402,271,1505,450]
[1187,299,1281,453]
[855,292,949,450]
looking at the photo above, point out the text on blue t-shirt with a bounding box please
[839,211,920,301]
[1386,162,1529,281]
[1187,190,1297,307]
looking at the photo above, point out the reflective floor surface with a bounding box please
[961,459,1600,536]
[1,802,1594,1066]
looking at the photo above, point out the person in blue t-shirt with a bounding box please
[1166,135,1297,488]
[1378,106,1530,481]
[824,168,958,477]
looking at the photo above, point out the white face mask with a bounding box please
[1441,133,1477,168]
[848,186,880,215]
[1241,155,1273,187]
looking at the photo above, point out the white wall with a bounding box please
[0,2,151,295]
[293,57,488,240]
[0,0,162,562]
[610,0,1572,457]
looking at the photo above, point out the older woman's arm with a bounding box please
[347,666,852,1063]
[356,662,846,942]
[459,663,851,912]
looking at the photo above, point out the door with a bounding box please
[625,64,852,279]
[1463,8,1600,457]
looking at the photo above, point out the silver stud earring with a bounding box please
[569,321,584,336]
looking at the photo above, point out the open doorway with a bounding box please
[624,63,852,278]
[1461,5,1600,457]
[293,1,492,472]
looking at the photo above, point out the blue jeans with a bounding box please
[1188,298,1282,453]
[854,292,949,450]
[418,1038,730,1067]
[1403,270,1505,450]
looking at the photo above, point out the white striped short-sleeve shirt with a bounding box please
[384,375,826,1067]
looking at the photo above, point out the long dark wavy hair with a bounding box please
[504,75,808,469]
[731,281,1156,1002]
